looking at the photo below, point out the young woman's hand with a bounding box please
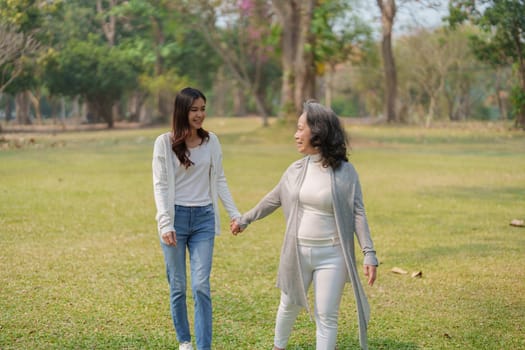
[162,231,177,246]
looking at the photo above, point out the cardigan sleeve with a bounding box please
[353,174,379,266]
[152,135,173,235]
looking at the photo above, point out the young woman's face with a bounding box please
[294,113,317,155]
[188,97,206,131]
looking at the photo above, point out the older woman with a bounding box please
[232,100,378,350]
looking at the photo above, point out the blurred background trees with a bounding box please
[0,0,522,128]
[448,0,525,128]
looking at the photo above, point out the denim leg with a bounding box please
[161,238,191,343]
[188,205,215,350]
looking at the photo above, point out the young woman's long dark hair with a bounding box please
[171,87,210,168]
[303,100,349,169]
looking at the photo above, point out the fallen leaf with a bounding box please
[411,271,423,278]
[391,267,408,275]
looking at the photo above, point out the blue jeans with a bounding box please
[161,204,215,350]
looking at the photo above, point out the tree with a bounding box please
[448,0,525,128]
[0,24,40,93]
[177,0,279,125]
[43,41,139,128]
[376,0,398,122]
[396,27,490,124]
[114,0,171,120]
[0,0,61,123]
[312,1,372,109]
[345,41,384,118]
[272,0,317,121]
[376,0,443,123]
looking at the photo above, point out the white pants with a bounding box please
[274,243,347,350]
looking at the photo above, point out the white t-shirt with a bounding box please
[297,154,338,243]
[173,141,212,206]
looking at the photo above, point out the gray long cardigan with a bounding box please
[239,155,378,350]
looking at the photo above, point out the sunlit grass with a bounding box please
[1,119,524,349]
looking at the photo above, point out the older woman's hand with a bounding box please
[364,265,377,286]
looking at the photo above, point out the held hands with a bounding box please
[162,231,177,246]
[230,218,244,235]
[364,264,377,286]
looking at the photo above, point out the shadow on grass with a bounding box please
[54,334,176,350]
[369,338,420,349]
[421,185,525,202]
[287,337,419,349]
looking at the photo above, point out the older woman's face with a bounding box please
[294,113,318,155]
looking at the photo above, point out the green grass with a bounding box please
[1,118,524,349]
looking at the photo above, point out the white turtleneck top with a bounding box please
[297,154,338,245]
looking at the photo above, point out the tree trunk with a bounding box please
[90,97,114,128]
[71,96,80,119]
[212,67,226,117]
[511,23,525,128]
[232,82,247,117]
[97,0,117,46]
[128,91,147,122]
[324,64,335,108]
[294,0,317,113]
[425,95,435,128]
[27,90,42,124]
[272,0,298,120]
[97,0,121,124]
[377,0,398,122]
[254,92,269,126]
[272,0,316,122]
[15,91,31,125]
[4,94,13,122]
[52,98,58,125]
[152,16,170,120]
[60,96,67,126]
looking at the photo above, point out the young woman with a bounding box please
[153,87,241,350]
[232,101,378,350]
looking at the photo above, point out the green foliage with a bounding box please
[395,26,494,123]
[0,0,62,93]
[2,57,39,94]
[447,0,525,126]
[139,69,190,97]
[43,40,138,101]
[0,0,60,31]
[48,1,99,47]
[312,0,373,71]
[42,40,140,126]
[510,85,525,124]
[331,96,360,116]
[160,29,223,91]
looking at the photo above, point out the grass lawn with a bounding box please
[1,118,524,349]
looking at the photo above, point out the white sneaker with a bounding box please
[179,342,193,350]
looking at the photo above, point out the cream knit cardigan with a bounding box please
[152,132,241,237]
